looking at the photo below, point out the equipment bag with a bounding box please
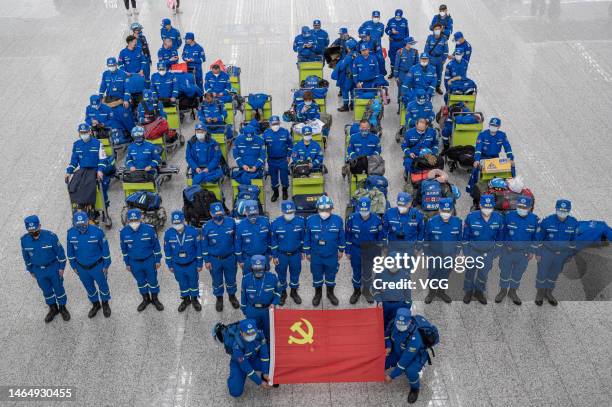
[482,187,534,212]
[292,162,312,178]
[68,168,97,206]
[444,145,475,167]
[232,184,263,217]
[143,117,169,140]
[352,188,387,215]
[367,154,385,176]
[247,93,268,112]
[170,63,188,73]
[183,185,218,225]
[349,156,369,175]
[412,315,440,364]
[212,321,242,355]
[448,77,477,95]
[365,175,389,197]
[126,191,162,211]
[122,170,155,183]
[164,129,178,145]
[420,179,443,211]
[293,194,320,217]
[413,154,445,170]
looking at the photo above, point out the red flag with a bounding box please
[269,307,385,384]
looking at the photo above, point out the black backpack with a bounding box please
[183,185,218,226]
[123,170,155,183]
[349,156,369,175]
[292,162,312,178]
[293,194,320,217]
[444,145,475,167]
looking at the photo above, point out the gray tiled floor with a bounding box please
[1,0,611,406]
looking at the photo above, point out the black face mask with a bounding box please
[253,270,264,279]
[29,230,41,238]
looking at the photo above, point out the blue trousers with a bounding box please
[376,50,387,75]
[32,263,67,306]
[129,257,160,295]
[228,357,267,398]
[210,254,237,296]
[244,305,271,340]
[386,352,426,390]
[499,249,530,289]
[430,57,444,87]
[382,301,412,330]
[349,249,365,289]
[192,168,223,184]
[341,84,354,107]
[232,169,263,185]
[388,42,403,71]
[109,104,135,134]
[76,262,111,303]
[310,254,339,287]
[172,262,200,298]
[403,156,414,175]
[536,249,570,289]
[463,248,495,293]
[275,252,302,290]
[428,259,453,281]
[268,157,289,188]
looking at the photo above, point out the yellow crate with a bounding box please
[150,137,167,162]
[224,102,235,126]
[123,181,156,198]
[245,99,272,121]
[291,173,324,196]
[211,133,227,160]
[448,94,476,112]
[451,122,483,147]
[480,158,513,181]
[350,173,367,197]
[230,76,240,95]
[163,105,180,130]
[298,61,324,82]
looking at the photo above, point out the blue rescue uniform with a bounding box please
[164,225,202,299]
[120,224,163,295]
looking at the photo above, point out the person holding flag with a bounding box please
[227,319,271,397]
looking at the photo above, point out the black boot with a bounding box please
[215,296,224,312]
[387,73,394,79]
[312,287,323,306]
[494,288,508,303]
[535,289,544,306]
[282,187,289,200]
[178,297,191,312]
[424,289,436,304]
[463,291,473,304]
[326,286,339,306]
[191,297,202,311]
[349,288,361,304]
[290,288,302,304]
[362,286,374,303]
[407,388,420,404]
[508,289,522,305]
[102,301,111,317]
[137,294,151,312]
[228,294,240,309]
[88,301,102,318]
[58,305,71,321]
[151,293,164,311]
[337,105,349,112]
[544,289,558,306]
[45,304,59,323]
[279,290,287,306]
[474,291,488,305]
[271,187,279,202]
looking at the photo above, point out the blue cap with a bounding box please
[243,125,256,137]
[360,43,370,51]
[281,200,296,214]
[419,148,433,156]
[162,18,171,27]
[269,115,280,124]
[302,126,313,136]
[73,211,88,226]
[395,307,411,326]
[404,36,417,45]
[420,52,430,60]
[245,200,259,215]
[372,10,380,17]
[358,28,367,37]
[171,210,185,224]
[157,62,166,70]
[90,95,101,106]
[454,31,464,40]
[78,123,90,132]
[358,197,371,212]
[313,19,321,26]
[130,22,143,31]
[143,89,153,100]
[517,195,533,208]
[556,199,571,212]
[415,88,426,98]
[454,48,464,56]
[239,319,258,334]
[346,39,358,50]
[209,202,224,216]
[439,198,453,211]
[397,192,412,206]
[301,26,310,35]
[480,195,496,209]
[338,27,348,35]
[195,123,205,131]
[184,32,194,40]
[24,215,40,231]
[251,255,266,271]
[126,208,142,221]
[395,9,403,17]
[106,57,117,66]
[489,117,501,127]
[317,195,333,210]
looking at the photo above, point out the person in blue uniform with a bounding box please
[400,53,436,104]
[241,255,281,341]
[124,126,161,174]
[444,49,468,92]
[131,22,152,85]
[163,210,203,312]
[404,89,435,128]
[304,195,345,306]
[496,196,539,305]
[334,39,358,112]
[293,26,318,62]
[186,124,223,185]
[20,215,70,323]
[182,32,206,90]
[160,18,182,50]
[137,89,167,124]
[385,9,409,79]
[311,20,329,57]
[402,119,439,175]
[151,62,178,103]
[535,199,578,306]
[347,120,381,159]
[346,197,383,304]
[462,195,505,305]
[394,37,419,98]
[235,202,270,273]
[359,11,386,75]
[158,38,179,69]
[232,125,265,184]
[85,95,113,131]
[330,27,354,61]
[424,23,449,94]
[264,116,292,202]
[450,32,472,64]
[290,127,324,171]
[294,91,321,122]
[384,192,425,245]
[205,64,233,103]
[66,211,112,318]
[226,319,272,397]
[118,35,147,94]
[202,202,240,312]
[423,198,462,304]
[384,308,428,404]
[429,4,453,38]
[99,57,131,107]
[119,209,164,312]
[270,201,304,305]
[352,43,380,89]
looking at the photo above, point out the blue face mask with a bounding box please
[253,269,264,278]
[77,224,88,232]
[248,214,258,223]
[213,213,224,222]
[134,136,144,144]
[360,130,369,137]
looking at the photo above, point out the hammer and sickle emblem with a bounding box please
[288,318,314,345]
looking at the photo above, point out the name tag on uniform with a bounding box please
[179,252,187,258]
[318,240,326,246]
[245,237,251,243]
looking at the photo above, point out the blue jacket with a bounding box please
[293,34,318,59]
[263,127,293,159]
[66,225,111,270]
[304,214,346,257]
[119,223,162,264]
[503,211,539,252]
[295,101,321,122]
[151,72,178,99]
[394,47,419,78]
[575,220,612,250]
[401,64,436,98]
[233,134,265,169]
[271,216,305,256]
[125,141,161,169]
[163,225,203,269]
[136,33,152,63]
[346,212,383,255]
[537,215,578,252]
[424,34,449,62]
[462,211,505,252]
[99,69,130,101]
[424,215,463,256]
[137,100,167,123]
[334,51,358,89]
[186,137,221,171]
[160,26,182,49]
[158,46,179,69]
[241,271,281,309]
[405,100,435,127]
[359,20,385,47]
[385,324,427,379]
[401,127,438,157]
[229,332,270,385]
[383,208,425,243]
[235,217,271,263]
[118,47,147,74]
[182,43,205,71]
[197,100,227,123]
[21,230,67,272]
[385,17,409,42]
[429,15,454,38]
[85,104,112,127]
[352,54,379,84]
[201,217,236,261]
[205,71,231,94]
[311,28,330,54]
[348,132,381,159]
[67,138,106,174]
[455,40,472,63]
[474,130,514,161]
[444,59,468,84]
[291,140,323,168]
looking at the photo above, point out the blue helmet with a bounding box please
[171,210,185,224]
[157,62,166,70]
[338,27,348,35]
[358,197,371,213]
[72,211,89,226]
[126,208,142,221]
[239,319,258,335]
[346,39,358,50]
[24,215,40,232]
[453,48,465,56]
[251,255,266,272]
[488,177,507,190]
[372,10,381,18]
[419,148,433,157]
[130,22,143,31]
[397,192,412,206]
[184,32,195,41]
[244,200,259,216]
[480,195,496,209]
[420,52,430,60]
[242,125,256,137]
[395,9,403,17]
[78,123,91,133]
[395,307,411,329]
[358,28,367,38]
[106,57,117,66]
[316,195,333,210]
[359,43,370,51]
[404,36,417,45]
[453,31,464,41]
[194,123,205,131]
[301,26,310,36]
[131,126,145,140]
[313,19,321,27]
[302,126,313,136]
[281,200,296,214]
[556,199,571,212]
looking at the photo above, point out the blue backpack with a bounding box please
[212,322,242,355]
[126,191,162,211]
[449,77,477,95]
[247,93,269,110]
[365,175,388,197]
[421,179,442,211]
[412,315,440,364]
[232,185,263,217]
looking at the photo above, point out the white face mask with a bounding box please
[270,124,280,132]
[454,55,463,62]
[359,211,370,220]
[398,206,409,214]
[481,208,494,217]
[108,66,117,72]
[196,132,206,141]
[243,334,257,342]
[173,223,185,232]
[420,61,428,67]
[373,17,380,23]
[490,126,499,134]
[439,11,447,17]
[557,211,569,220]
[396,324,408,332]
[517,208,529,217]
[440,212,451,221]
[395,16,401,21]
[304,100,312,106]
[129,221,141,231]
[434,29,442,36]
[159,70,167,76]
[80,133,91,142]
[319,211,331,220]
[283,213,295,222]
[303,135,313,142]
[213,73,220,77]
